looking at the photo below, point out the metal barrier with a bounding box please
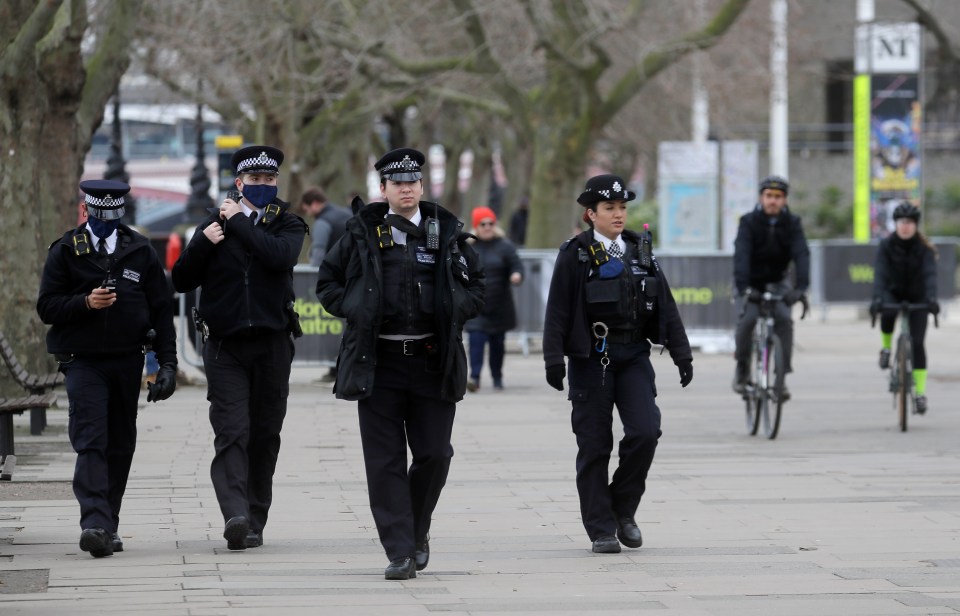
[175,240,957,367]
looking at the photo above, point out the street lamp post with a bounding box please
[103,89,138,223]
[185,102,214,223]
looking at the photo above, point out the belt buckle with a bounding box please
[402,339,414,356]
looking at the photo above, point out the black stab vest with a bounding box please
[379,230,437,336]
[584,241,657,331]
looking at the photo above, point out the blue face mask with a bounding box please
[88,216,121,238]
[241,184,278,208]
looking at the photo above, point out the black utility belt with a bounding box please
[377,336,438,356]
[603,329,646,344]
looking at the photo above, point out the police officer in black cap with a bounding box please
[543,174,692,554]
[37,179,178,558]
[316,147,485,580]
[171,145,307,551]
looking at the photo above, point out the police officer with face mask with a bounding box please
[38,180,178,558]
[543,174,692,555]
[172,145,307,551]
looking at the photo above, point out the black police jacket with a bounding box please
[37,224,177,365]
[315,201,485,403]
[873,234,937,303]
[733,205,810,295]
[171,199,307,337]
[543,229,692,370]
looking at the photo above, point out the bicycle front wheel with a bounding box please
[745,340,761,436]
[761,334,785,439]
[895,334,911,432]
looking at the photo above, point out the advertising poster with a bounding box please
[870,74,922,238]
[657,141,719,252]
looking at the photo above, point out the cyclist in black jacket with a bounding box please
[869,202,938,414]
[732,176,810,399]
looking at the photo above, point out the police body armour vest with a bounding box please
[584,241,657,331]
[379,229,437,336]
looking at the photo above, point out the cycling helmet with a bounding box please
[892,202,921,222]
[759,175,789,195]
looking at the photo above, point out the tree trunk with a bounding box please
[0,0,143,395]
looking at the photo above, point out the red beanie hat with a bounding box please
[471,206,497,229]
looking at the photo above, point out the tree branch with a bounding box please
[901,0,959,63]
[600,0,751,123]
[77,0,145,142]
[518,0,591,76]
[0,0,62,80]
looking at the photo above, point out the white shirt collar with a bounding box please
[386,208,422,245]
[86,224,118,254]
[592,229,624,253]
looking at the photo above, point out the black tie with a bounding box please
[607,241,623,260]
[97,238,108,257]
[385,214,422,238]
[251,212,259,225]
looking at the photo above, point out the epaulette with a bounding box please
[559,237,576,251]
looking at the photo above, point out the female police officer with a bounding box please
[38,180,177,558]
[543,174,693,554]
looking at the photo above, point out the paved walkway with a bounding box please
[2,309,959,615]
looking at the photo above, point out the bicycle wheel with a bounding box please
[744,338,761,435]
[761,334,785,439]
[895,334,911,432]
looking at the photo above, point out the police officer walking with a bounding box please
[171,146,307,551]
[732,176,810,398]
[543,174,692,554]
[37,180,178,558]
[316,147,484,580]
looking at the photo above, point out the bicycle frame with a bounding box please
[876,302,935,432]
[743,292,786,439]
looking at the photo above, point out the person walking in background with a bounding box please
[301,186,353,383]
[301,187,352,266]
[508,196,529,247]
[172,145,307,551]
[465,206,523,392]
[38,180,178,558]
[542,174,692,554]
[316,147,484,580]
[870,202,938,414]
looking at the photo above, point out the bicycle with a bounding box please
[742,290,808,439]
[872,302,937,432]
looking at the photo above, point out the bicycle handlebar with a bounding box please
[871,302,939,328]
[747,291,809,320]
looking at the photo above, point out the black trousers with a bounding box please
[880,308,930,369]
[567,342,661,541]
[358,351,455,561]
[62,354,144,532]
[203,331,293,531]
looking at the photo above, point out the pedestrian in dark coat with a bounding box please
[543,174,692,555]
[171,145,307,552]
[37,179,178,558]
[316,147,484,580]
[465,206,523,391]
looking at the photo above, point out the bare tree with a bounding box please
[901,0,960,124]
[354,0,752,248]
[0,0,143,390]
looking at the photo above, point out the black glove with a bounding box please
[677,360,693,388]
[546,364,566,391]
[784,289,806,306]
[147,363,177,402]
[928,299,940,315]
[869,296,883,318]
[745,287,762,303]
